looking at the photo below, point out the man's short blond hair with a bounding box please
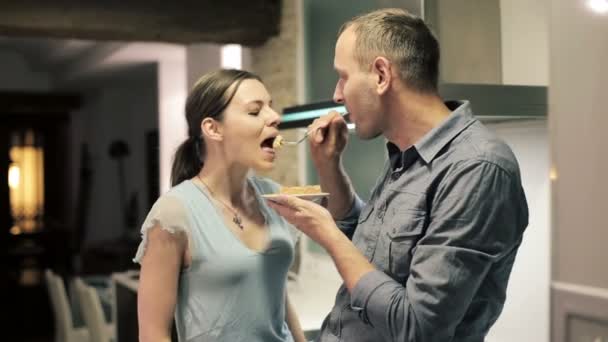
[339,8,440,93]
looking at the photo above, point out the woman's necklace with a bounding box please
[197,175,245,230]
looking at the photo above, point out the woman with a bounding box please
[133,69,306,342]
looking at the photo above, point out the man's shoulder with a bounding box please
[442,122,521,177]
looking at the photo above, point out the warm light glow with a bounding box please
[588,0,608,14]
[8,132,45,233]
[221,44,242,69]
[8,164,20,189]
[549,166,558,181]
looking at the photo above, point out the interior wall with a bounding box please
[550,0,608,289]
[186,44,221,89]
[485,120,550,342]
[71,67,158,244]
[549,0,608,338]
[427,0,502,84]
[0,51,52,90]
[302,0,407,102]
[157,59,187,193]
[0,50,162,257]
[500,0,549,85]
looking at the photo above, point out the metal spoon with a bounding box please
[278,112,349,147]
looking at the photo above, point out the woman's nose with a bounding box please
[266,108,281,127]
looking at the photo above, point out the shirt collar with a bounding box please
[386,100,477,169]
[415,100,477,164]
[386,142,418,172]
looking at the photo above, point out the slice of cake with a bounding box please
[279,185,322,195]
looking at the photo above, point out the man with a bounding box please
[267,8,528,342]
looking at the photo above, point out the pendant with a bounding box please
[233,214,244,230]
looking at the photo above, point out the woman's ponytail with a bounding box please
[170,136,203,187]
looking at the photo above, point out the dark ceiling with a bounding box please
[0,0,282,46]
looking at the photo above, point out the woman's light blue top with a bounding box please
[134,177,299,342]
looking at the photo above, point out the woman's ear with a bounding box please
[201,117,223,142]
[372,56,392,95]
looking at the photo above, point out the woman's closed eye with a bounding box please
[247,105,262,116]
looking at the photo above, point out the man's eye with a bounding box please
[248,111,260,116]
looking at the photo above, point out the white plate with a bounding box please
[262,193,330,202]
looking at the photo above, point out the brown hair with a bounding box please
[170,69,262,186]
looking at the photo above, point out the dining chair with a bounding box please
[44,269,90,342]
[74,277,116,342]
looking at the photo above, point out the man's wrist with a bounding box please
[320,223,347,253]
[331,192,356,220]
[316,157,343,176]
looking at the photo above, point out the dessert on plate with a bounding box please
[279,185,322,195]
[263,184,328,202]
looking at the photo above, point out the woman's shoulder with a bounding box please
[150,180,195,211]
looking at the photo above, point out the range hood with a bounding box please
[280,83,547,129]
[439,83,547,123]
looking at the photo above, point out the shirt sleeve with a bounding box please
[132,195,193,264]
[334,194,365,239]
[337,159,388,238]
[350,160,528,341]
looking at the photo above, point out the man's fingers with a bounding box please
[308,110,344,144]
[326,118,345,146]
[266,194,310,211]
[310,111,345,145]
[266,195,294,209]
[266,195,316,227]
[310,119,330,144]
[266,198,298,221]
[314,126,326,143]
[267,202,292,219]
[267,195,319,215]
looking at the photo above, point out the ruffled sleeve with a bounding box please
[132,195,193,264]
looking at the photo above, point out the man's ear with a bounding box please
[372,56,392,95]
[201,117,223,142]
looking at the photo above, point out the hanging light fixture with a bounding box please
[8,129,45,234]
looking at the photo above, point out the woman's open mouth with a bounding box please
[260,137,277,157]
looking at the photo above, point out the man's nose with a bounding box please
[333,83,344,104]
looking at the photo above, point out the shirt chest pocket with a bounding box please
[381,191,427,282]
[385,216,425,282]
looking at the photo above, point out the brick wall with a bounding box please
[251,0,302,186]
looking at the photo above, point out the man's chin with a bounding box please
[355,126,382,140]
